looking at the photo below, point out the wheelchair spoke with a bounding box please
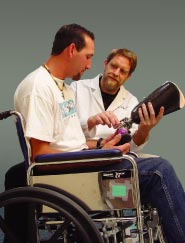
[0,186,104,243]
[40,218,71,242]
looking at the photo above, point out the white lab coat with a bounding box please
[70,74,147,152]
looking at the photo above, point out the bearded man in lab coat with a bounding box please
[70,49,185,242]
[70,48,164,152]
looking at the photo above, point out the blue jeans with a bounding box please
[102,156,185,243]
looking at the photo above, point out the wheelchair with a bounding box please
[0,110,166,243]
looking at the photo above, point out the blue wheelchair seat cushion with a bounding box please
[33,149,123,175]
[35,149,122,162]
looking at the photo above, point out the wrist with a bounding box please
[133,129,149,146]
[87,116,96,130]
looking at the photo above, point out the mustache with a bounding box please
[108,75,119,82]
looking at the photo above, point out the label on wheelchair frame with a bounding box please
[99,170,134,209]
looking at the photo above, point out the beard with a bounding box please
[105,79,119,91]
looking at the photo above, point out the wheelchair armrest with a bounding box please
[32,149,123,175]
[35,149,122,162]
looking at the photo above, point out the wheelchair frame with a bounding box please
[0,110,166,243]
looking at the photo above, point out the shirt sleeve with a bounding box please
[20,94,55,142]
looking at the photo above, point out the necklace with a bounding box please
[42,64,65,99]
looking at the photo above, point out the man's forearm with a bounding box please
[87,116,96,130]
[132,129,149,146]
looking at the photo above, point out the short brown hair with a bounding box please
[51,23,95,55]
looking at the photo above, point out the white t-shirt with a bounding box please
[14,66,88,152]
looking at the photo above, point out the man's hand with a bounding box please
[87,111,120,130]
[101,133,130,154]
[132,102,164,146]
[138,102,164,131]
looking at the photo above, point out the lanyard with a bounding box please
[43,64,65,99]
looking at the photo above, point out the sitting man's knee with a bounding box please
[152,157,176,177]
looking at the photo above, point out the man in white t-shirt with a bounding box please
[4,24,130,243]
[14,45,130,162]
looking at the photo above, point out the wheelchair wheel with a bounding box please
[0,186,104,243]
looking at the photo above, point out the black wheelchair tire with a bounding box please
[0,186,104,243]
